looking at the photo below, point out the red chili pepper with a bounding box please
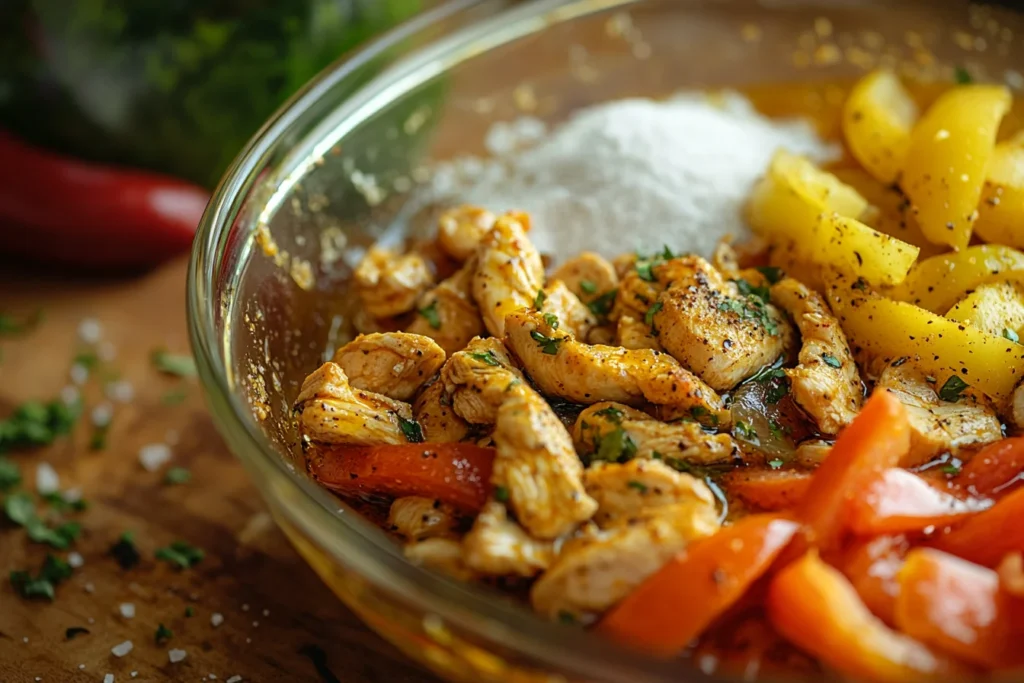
[0,131,209,268]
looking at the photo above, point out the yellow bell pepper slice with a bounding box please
[891,245,1024,313]
[830,285,1024,402]
[946,282,1024,339]
[843,70,918,185]
[974,132,1024,249]
[900,85,1011,251]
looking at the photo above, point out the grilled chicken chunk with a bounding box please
[711,241,742,280]
[877,363,1003,467]
[504,309,729,423]
[530,501,720,620]
[770,278,862,435]
[539,280,597,339]
[587,325,616,346]
[492,391,598,539]
[550,252,620,304]
[573,402,738,465]
[412,380,470,443]
[463,501,554,577]
[472,213,545,337]
[437,205,496,262]
[389,496,459,541]
[441,336,528,425]
[407,259,486,356]
[615,315,662,351]
[609,266,663,324]
[294,362,413,445]
[405,537,476,581]
[332,332,445,401]
[354,246,435,318]
[651,256,795,391]
[583,459,716,527]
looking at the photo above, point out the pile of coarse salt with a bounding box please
[428,92,839,259]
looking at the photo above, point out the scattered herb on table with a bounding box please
[398,416,424,444]
[151,349,197,377]
[938,375,969,402]
[155,541,205,569]
[42,492,87,513]
[0,397,82,452]
[0,310,42,336]
[155,623,174,643]
[161,388,188,405]
[417,301,442,330]
[954,66,972,84]
[109,531,141,570]
[185,606,195,618]
[10,553,73,600]
[89,423,111,451]
[164,467,192,485]
[0,457,21,491]
[65,626,90,640]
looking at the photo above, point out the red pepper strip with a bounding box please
[846,468,993,536]
[0,131,208,267]
[837,535,910,626]
[722,469,811,511]
[932,487,1024,568]
[956,437,1024,498]
[307,443,494,512]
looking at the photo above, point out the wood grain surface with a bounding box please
[0,257,439,683]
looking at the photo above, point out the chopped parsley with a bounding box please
[821,353,842,369]
[767,421,785,440]
[938,375,969,402]
[579,280,597,294]
[73,350,100,370]
[151,350,197,377]
[594,427,637,463]
[161,388,188,405]
[89,422,111,451]
[940,463,962,475]
[42,492,87,514]
[635,246,677,282]
[1004,328,1020,344]
[755,266,785,284]
[542,313,560,330]
[734,278,771,304]
[164,467,192,485]
[954,66,972,84]
[110,531,141,570]
[733,420,759,444]
[530,330,563,355]
[4,491,35,525]
[417,301,442,330]
[749,365,789,404]
[468,351,501,367]
[505,379,522,392]
[767,458,784,470]
[398,416,424,443]
[0,310,42,336]
[155,541,205,569]
[155,623,174,643]
[65,627,90,640]
[557,610,577,625]
[689,406,720,427]
[10,553,72,601]
[627,480,648,493]
[717,297,778,336]
[587,289,618,319]
[593,405,625,424]
[0,457,21,492]
[0,397,81,452]
[851,277,870,292]
[644,301,663,327]
[534,289,547,310]
[661,457,735,479]
[2,491,80,549]
[494,485,510,503]
[185,606,195,617]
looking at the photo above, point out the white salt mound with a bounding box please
[434,93,838,259]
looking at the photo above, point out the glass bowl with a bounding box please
[187,1,1024,681]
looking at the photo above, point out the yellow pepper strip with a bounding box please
[829,282,1024,402]
[843,70,918,185]
[974,132,1024,249]
[890,245,1024,314]
[900,85,1011,251]
[945,282,1024,339]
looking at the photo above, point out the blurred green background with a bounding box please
[0,0,425,188]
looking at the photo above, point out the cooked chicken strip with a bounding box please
[550,252,619,304]
[652,256,795,391]
[539,280,597,340]
[462,501,554,577]
[573,402,738,465]
[441,336,528,425]
[609,266,663,324]
[770,278,862,435]
[354,246,434,318]
[530,501,720,620]
[413,380,470,443]
[504,309,729,423]
[492,391,598,539]
[472,213,545,337]
[616,315,662,351]
[877,363,1003,467]
[407,259,486,356]
[587,325,616,346]
[405,537,476,581]
[389,496,459,541]
[437,205,496,262]
[332,332,445,401]
[583,459,715,527]
[711,241,742,280]
[294,362,413,445]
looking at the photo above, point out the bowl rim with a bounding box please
[186,1,710,681]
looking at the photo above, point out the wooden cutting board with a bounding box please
[0,256,439,683]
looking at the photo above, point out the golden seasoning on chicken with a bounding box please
[441,336,528,425]
[293,362,415,445]
[404,537,476,581]
[406,258,486,355]
[538,280,597,339]
[388,496,459,541]
[770,277,862,434]
[615,315,662,351]
[437,205,497,262]
[491,391,597,539]
[412,380,471,443]
[354,246,435,318]
[462,501,554,577]
[332,332,446,401]
[582,459,716,527]
[472,212,545,337]
[550,252,620,305]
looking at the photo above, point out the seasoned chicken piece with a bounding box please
[609,266,663,324]
[550,252,619,304]
[472,213,545,337]
[413,380,470,443]
[652,256,795,391]
[615,315,661,351]
[441,336,528,425]
[587,325,616,346]
[877,363,1003,467]
[770,278,862,434]
[530,501,720,620]
[612,253,637,280]
[354,246,435,318]
[389,496,459,541]
[711,241,742,280]
[405,538,475,581]
[504,309,729,424]
[406,259,486,356]
[437,205,496,262]
[492,391,598,539]
[539,280,597,339]
[331,332,445,401]
[462,501,554,577]
[794,440,833,467]
[573,402,738,465]
[583,459,715,527]
[294,362,414,445]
